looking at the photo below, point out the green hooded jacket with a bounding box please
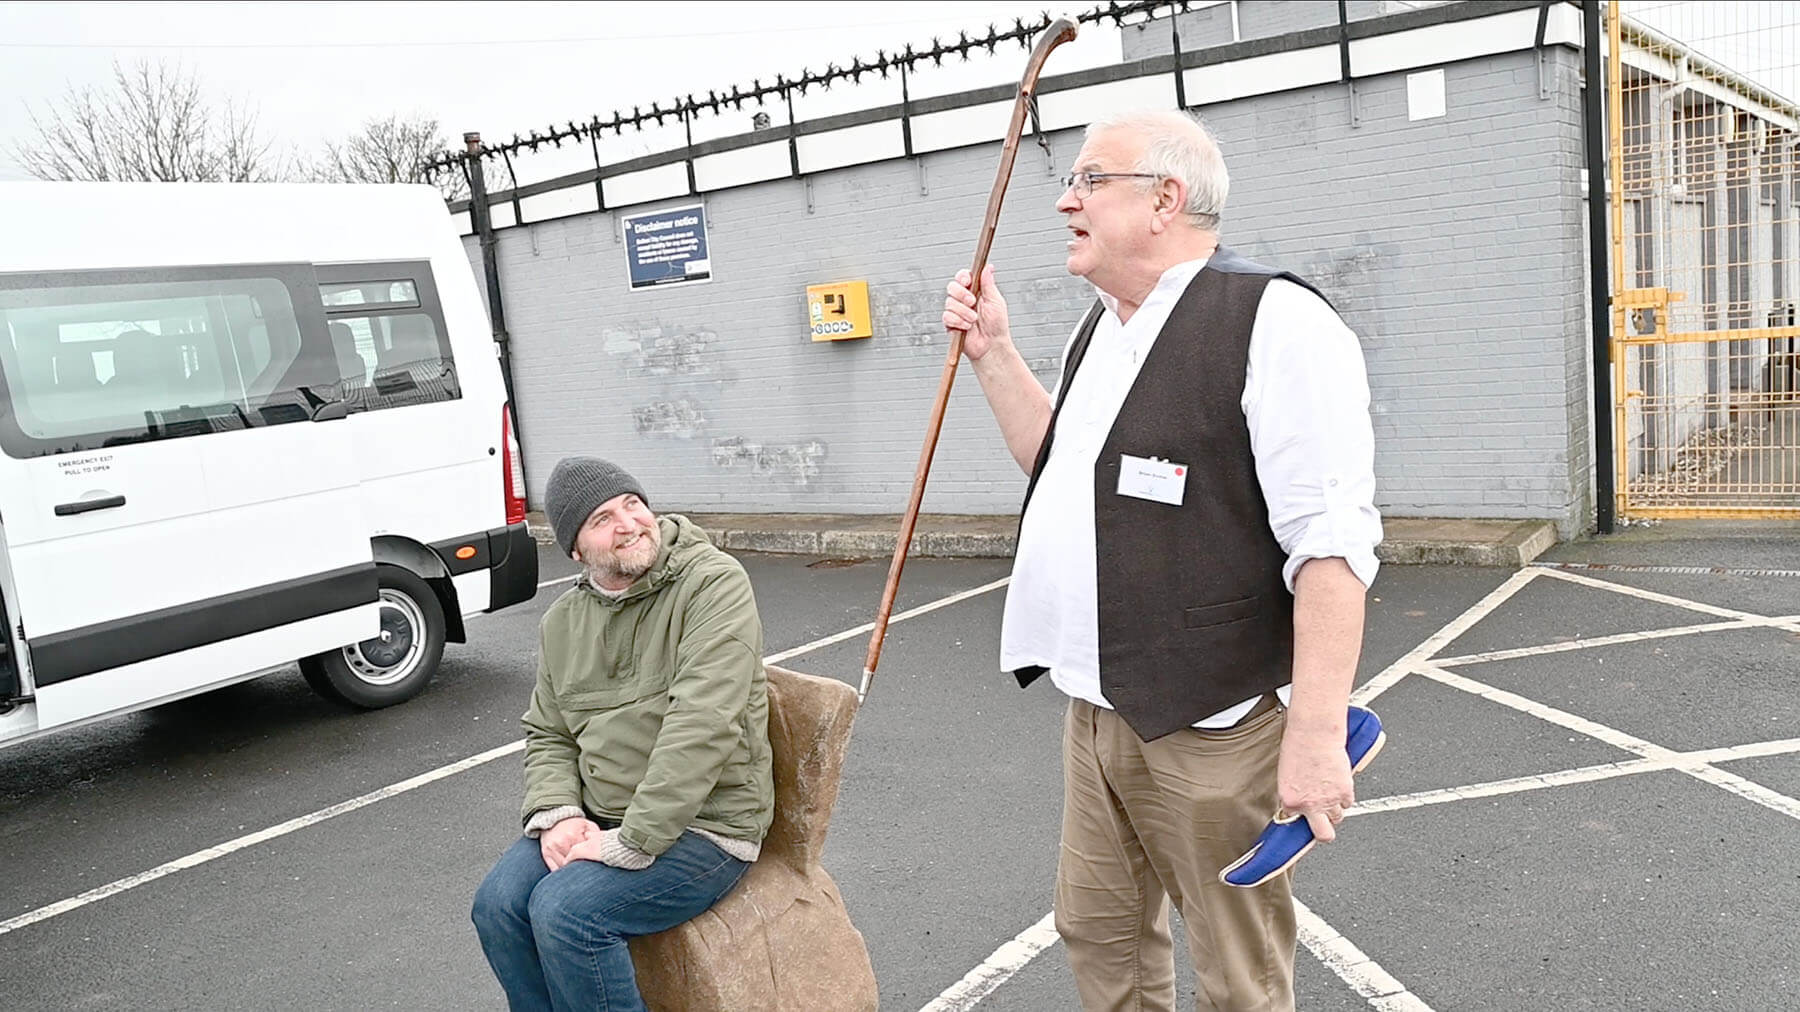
[521,514,773,856]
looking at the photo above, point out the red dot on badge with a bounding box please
[1175,467,1185,476]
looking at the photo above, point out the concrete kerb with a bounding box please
[525,512,1558,567]
[526,518,1014,559]
[1372,518,1559,568]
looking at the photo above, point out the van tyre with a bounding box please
[301,565,446,709]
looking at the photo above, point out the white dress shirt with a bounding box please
[999,256,1383,728]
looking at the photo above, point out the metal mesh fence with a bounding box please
[1611,0,1800,515]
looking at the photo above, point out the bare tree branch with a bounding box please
[11,57,484,201]
[9,58,287,182]
[219,99,279,182]
[313,114,490,201]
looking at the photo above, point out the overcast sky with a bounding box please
[0,2,1790,184]
[0,1,1130,182]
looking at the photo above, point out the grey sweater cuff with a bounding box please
[595,830,656,870]
[523,805,586,839]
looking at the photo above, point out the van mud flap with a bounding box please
[486,523,540,612]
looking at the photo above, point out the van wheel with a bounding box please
[301,565,446,709]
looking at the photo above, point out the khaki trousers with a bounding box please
[1056,698,1296,1012]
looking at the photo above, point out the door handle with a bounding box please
[54,494,126,517]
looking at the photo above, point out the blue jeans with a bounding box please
[471,832,750,1012]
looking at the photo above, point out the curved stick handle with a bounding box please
[860,17,1080,704]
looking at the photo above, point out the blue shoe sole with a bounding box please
[1218,706,1386,888]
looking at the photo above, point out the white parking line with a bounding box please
[765,576,1011,667]
[916,911,1060,1012]
[0,739,525,938]
[0,574,1011,939]
[912,563,1800,1011]
[1418,662,1683,758]
[26,558,1787,1010]
[1416,663,1800,824]
[1537,566,1800,631]
[1354,567,1542,705]
[915,900,1440,1012]
[1430,616,1785,666]
[1296,899,1432,1010]
[910,571,1549,1012]
[1351,738,1800,817]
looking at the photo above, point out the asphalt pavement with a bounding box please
[2,524,1798,1010]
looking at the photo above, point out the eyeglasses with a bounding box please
[1059,171,1161,198]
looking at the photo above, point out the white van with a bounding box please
[0,182,538,750]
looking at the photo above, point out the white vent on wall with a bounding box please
[1408,68,1447,121]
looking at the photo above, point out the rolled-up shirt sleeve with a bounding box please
[1242,279,1384,593]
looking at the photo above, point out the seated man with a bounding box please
[472,456,773,1012]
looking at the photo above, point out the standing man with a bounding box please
[942,109,1383,1011]
[471,456,773,1012]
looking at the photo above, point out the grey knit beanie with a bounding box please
[546,456,649,555]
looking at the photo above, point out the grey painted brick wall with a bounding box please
[1236,0,1394,38]
[1200,48,1589,535]
[1122,0,1414,59]
[1121,3,1236,56]
[469,44,1592,536]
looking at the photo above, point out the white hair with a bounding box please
[1085,109,1229,232]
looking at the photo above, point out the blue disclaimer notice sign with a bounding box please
[623,204,713,291]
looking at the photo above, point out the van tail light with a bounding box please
[502,404,526,526]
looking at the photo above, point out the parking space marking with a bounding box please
[1416,663,1800,824]
[916,911,1060,1012]
[1300,564,1800,1012]
[0,575,1012,940]
[1297,899,1433,1010]
[911,569,1547,1010]
[916,899,1441,1012]
[1351,738,1800,817]
[1354,567,1543,705]
[1534,561,1800,579]
[1418,662,1684,759]
[1536,566,1800,631]
[0,738,524,938]
[1431,616,1791,667]
[39,560,1793,1009]
[1688,765,1800,821]
[765,577,1012,667]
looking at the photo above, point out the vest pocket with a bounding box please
[1182,595,1260,629]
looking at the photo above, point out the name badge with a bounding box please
[1117,454,1188,506]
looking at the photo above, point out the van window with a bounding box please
[0,266,340,458]
[322,279,419,309]
[316,263,459,414]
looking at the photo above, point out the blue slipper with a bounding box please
[1218,706,1386,888]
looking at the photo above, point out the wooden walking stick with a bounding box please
[859,16,1079,705]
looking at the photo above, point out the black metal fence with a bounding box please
[424,1,1199,209]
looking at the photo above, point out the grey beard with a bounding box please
[579,538,659,589]
[584,557,651,588]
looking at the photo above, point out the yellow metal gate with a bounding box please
[1608,0,1800,517]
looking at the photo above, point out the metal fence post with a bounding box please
[1170,6,1187,109]
[1583,1,1615,533]
[465,131,529,506]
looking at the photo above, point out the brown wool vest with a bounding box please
[1013,246,1331,741]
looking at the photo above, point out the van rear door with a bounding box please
[0,263,378,731]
